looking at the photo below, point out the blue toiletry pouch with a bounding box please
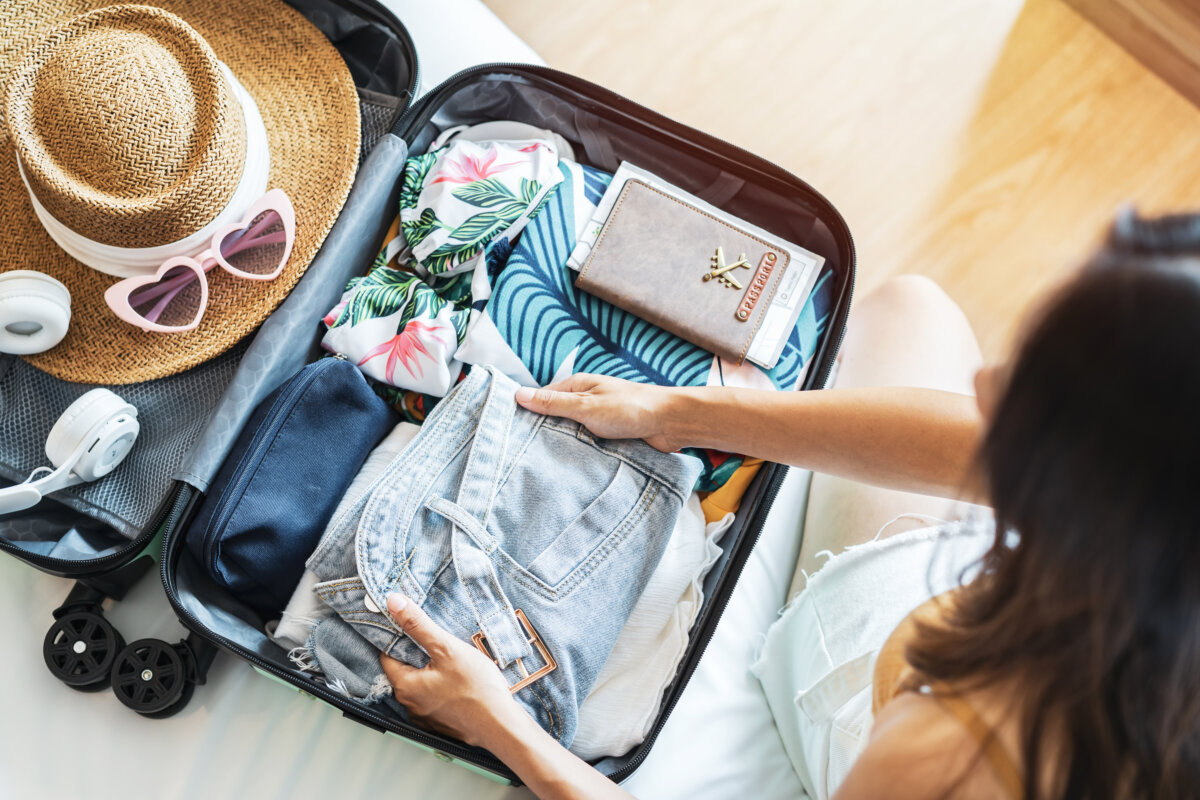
[186,356,397,619]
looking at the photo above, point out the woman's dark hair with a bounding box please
[906,210,1200,798]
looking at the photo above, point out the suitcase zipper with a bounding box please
[392,64,856,264]
[0,491,169,577]
[199,357,343,576]
[321,0,420,104]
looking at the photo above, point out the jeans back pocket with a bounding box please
[489,423,652,594]
[523,460,648,588]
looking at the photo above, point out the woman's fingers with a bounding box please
[515,373,613,418]
[386,593,452,659]
[541,374,599,394]
[379,652,421,696]
[515,385,587,419]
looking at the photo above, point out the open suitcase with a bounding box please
[0,0,418,706]
[158,66,855,783]
[2,5,855,788]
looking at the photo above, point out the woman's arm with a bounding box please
[379,594,633,800]
[482,713,634,800]
[515,375,985,502]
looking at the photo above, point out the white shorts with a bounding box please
[750,514,996,799]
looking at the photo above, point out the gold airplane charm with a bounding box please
[702,247,752,289]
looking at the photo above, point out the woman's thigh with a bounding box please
[789,276,983,597]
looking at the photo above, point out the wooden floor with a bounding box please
[481,0,1200,359]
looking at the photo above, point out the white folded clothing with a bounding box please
[571,495,735,760]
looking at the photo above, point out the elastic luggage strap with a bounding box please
[424,369,532,667]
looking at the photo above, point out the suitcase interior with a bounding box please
[0,0,418,581]
[161,64,856,783]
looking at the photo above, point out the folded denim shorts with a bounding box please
[305,366,702,746]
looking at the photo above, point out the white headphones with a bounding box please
[0,270,72,355]
[0,389,139,515]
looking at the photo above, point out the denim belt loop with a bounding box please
[424,367,531,666]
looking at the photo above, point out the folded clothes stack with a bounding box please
[294,366,703,751]
[191,118,835,759]
[268,405,734,758]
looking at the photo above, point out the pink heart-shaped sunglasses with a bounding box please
[105,189,295,333]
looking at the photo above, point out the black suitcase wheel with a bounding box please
[43,609,125,691]
[110,639,194,718]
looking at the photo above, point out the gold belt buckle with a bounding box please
[471,609,557,694]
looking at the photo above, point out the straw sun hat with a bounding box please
[0,1,360,384]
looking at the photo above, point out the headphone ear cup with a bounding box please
[45,389,135,470]
[73,414,139,482]
[0,271,71,355]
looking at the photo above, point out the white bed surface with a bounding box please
[386,0,542,94]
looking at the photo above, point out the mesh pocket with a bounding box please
[359,88,406,164]
[0,342,246,540]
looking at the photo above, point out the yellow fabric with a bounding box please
[380,215,402,266]
[699,458,764,523]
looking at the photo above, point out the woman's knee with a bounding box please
[860,275,961,324]
[837,275,982,392]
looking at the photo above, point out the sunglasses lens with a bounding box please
[128,264,203,329]
[219,210,288,276]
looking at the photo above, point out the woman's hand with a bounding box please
[379,594,637,800]
[514,374,684,452]
[379,594,525,748]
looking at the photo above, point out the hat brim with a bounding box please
[0,0,361,384]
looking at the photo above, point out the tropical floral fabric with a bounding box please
[321,214,474,396]
[399,138,564,277]
[320,133,563,397]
